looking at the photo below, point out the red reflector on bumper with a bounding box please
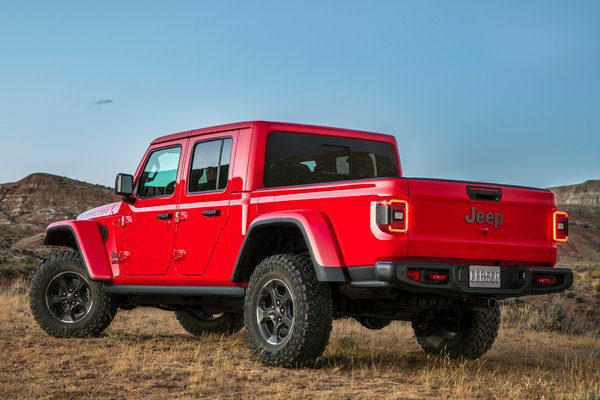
[407,270,420,281]
[534,276,558,285]
[428,274,447,281]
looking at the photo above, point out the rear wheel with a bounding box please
[175,310,243,335]
[412,305,500,359]
[29,251,117,337]
[244,254,333,367]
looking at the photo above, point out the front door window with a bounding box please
[137,146,181,198]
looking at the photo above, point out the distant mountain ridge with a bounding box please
[549,180,600,206]
[549,180,600,264]
[0,173,119,227]
[0,173,120,279]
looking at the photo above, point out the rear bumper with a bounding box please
[347,261,573,299]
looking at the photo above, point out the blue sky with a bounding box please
[0,1,598,188]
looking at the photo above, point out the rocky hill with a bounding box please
[550,180,600,206]
[0,173,118,226]
[549,180,600,264]
[0,173,119,279]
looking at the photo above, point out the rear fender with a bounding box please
[44,220,112,281]
[232,210,347,283]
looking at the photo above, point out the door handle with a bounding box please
[157,213,173,220]
[202,209,221,217]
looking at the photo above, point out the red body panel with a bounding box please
[48,121,561,285]
[406,179,557,266]
[46,220,113,281]
[120,138,188,277]
[174,130,239,276]
[249,179,409,267]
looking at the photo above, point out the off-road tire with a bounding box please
[175,310,243,335]
[412,304,500,359]
[244,254,333,367]
[29,251,117,337]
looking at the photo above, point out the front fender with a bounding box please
[45,220,112,281]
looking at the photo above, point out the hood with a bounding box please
[77,202,120,220]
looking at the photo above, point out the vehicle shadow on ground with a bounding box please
[102,329,247,345]
[316,351,427,370]
[103,331,195,342]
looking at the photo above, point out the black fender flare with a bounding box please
[231,213,348,283]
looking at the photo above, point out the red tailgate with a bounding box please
[407,179,555,265]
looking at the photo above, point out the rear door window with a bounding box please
[188,137,233,193]
[264,132,399,188]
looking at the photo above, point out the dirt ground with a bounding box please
[1,281,599,400]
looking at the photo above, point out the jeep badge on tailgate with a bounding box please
[465,206,504,228]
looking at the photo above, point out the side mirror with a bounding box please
[115,173,134,197]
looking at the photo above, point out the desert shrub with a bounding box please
[502,300,572,333]
[502,293,599,337]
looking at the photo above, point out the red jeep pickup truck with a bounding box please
[29,121,573,366]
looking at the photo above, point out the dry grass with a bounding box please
[502,265,600,337]
[1,280,599,400]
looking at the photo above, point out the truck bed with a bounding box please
[406,178,556,266]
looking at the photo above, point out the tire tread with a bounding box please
[412,301,500,360]
[244,254,333,367]
[29,251,116,338]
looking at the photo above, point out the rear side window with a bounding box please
[264,132,399,188]
[137,146,182,198]
[188,138,233,193]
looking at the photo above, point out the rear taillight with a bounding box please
[376,200,408,233]
[553,211,569,242]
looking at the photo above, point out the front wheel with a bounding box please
[412,305,500,359]
[29,251,117,337]
[244,254,333,367]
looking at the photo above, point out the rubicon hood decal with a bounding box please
[77,202,120,220]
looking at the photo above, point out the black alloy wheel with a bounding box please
[256,279,294,345]
[45,271,94,323]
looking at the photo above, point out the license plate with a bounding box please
[469,266,501,288]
